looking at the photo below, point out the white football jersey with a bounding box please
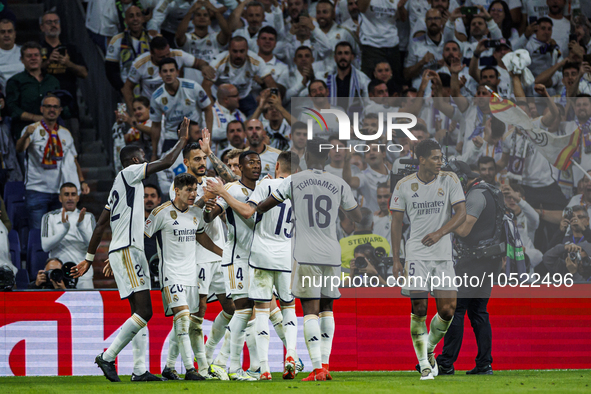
[149,77,211,141]
[169,176,226,264]
[248,178,293,271]
[211,50,272,99]
[144,201,204,286]
[273,169,358,267]
[390,171,465,261]
[216,181,256,265]
[127,50,196,99]
[106,163,147,252]
[179,30,224,65]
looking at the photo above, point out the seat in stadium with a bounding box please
[15,268,30,290]
[8,229,21,269]
[3,181,25,206]
[26,229,48,278]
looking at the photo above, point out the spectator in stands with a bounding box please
[148,0,226,45]
[469,40,514,98]
[562,95,591,186]
[548,205,591,249]
[343,142,390,212]
[41,182,95,289]
[149,57,213,159]
[373,182,392,242]
[143,183,161,264]
[0,91,23,189]
[373,61,393,84]
[404,9,446,90]
[29,257,76,290]
[284,46,316,104]
[175,1,231,84]
[210,84,247,151]
[536,61,591,108]
[477,156,498,186]
[502,180,543,272]
[290,121,307,168]
[341,0,360,32]
[567,170,591,217]
[113,96,153,161]
[326,41,370,112]
[230,1,269,53]
[40,11,88,146]
[542,241,591,282]
[488,0,519,47]
[5,42,61,141]
[525,17,562,78]
[324,133,348,177]
[203,36,278,116]
[574,16,591,54]
[15,94,88,229]
[251,89,292,151]
[253,26,289,97]
[546,0,572,58]
[122,36,215,111]
[218,120,247,159]
[244,118,282,177]
[105,5,151,92]
[0,19,23,90]
[358,0,405,86]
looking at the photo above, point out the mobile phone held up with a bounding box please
[461,6,479,16]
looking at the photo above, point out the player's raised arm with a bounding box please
[256,194,281,214]
[196,231,223,257]
[421,201,467,247]
[71,208,110,278]
[206,177,256,219]
[145,117,190,176]
[199,128,240,182]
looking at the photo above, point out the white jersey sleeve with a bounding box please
[144,209,162,238]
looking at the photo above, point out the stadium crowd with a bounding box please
[1,0,591,289]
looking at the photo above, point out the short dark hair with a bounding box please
[444,40,461,52]
[481,66,500,79]
[477,155,496,168]
[508,179,525,196]
[174,173,197,190]
[182,142,202,159]
[292,121,307,131]
[317,0,335,8]
[537,17,553,26]
[239,150,260,165]
[119,145,143,168]
[60,182,77,192]
[132,96,150,108]
[45,257,63,266]
[563,62,581,73]
[20,41,42,58]
[328,133,342,144]
[159,57,178,71]
[415,139,441,159]
[0,19,15,29]
[295,45,312,57]
[377,182,390,190]
[277,151,299,174]
[335,41,354,55]
[144,183,162,198]
[308,79,328,94]
[357,207,373,229]
[258,25,277,39]
[227,119,245,134]
[306,137,330,162]
[368,79,387,95]
[230,35,248,46]
[149,36,169,52]
[246,1,264,10]
[572,205,589,217]
[42,93,61,106]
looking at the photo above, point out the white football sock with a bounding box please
[245,319,260,371]
[189,316,208,374]
[205,311,232,363]
[319,311,335,365]
[282,305,298,358]
[131,326,148,375]
[427,313,453,355]
[174,310,194,371]
[228,308,252,372]
[254,308,270,373]
[303,315,322,370]
[213,328,231,367]
[166,325,179,369]
[104,313,146,362]
[269,307,287,348]
[410,313,429,371]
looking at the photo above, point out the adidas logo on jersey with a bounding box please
[172,220,179,225]
[412,193,419,198]
[308,336,319,342]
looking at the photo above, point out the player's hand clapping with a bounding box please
[205,177,225,196]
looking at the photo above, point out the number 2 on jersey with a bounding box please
[274,202,293,238]
[109,190,120,221]
[303,194,332,228]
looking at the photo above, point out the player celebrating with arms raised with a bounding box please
[72,118,191,382]
[256,138,362,381]
[390,139,466,381]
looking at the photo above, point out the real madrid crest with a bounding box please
[193,217,198,225]
[336,34,341,40]
[245,71,251,78]
[173,295,179,302]
[40,129,46,137]
[170,210,177,219]
[437,188,445,197]
[206,40,212,46]
[162,97,168,105]
[242,188,248,196]
[147,67,154,76]
[185,98,191,105]
[411,183,418,192]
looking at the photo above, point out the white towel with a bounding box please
[502,50,535,87]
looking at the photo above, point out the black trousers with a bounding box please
[437,295,493,369]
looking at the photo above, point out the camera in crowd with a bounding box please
[353,243,393,279]
[563,207,574,220]
[44,262,78,288]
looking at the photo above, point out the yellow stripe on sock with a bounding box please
[303,315,319,323]
[319,311,333,318]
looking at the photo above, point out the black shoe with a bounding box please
[466,365,493,375]
[415,363,421,373]
[95,353,121,382]
[162,366,181,380]
[438,364,455,375]
[185,368,206,381]
[131,371,167,381]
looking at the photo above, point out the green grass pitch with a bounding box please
[2,371,590,393]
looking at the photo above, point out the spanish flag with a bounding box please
[489,92,580,171]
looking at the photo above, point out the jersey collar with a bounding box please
[171,201,189,213]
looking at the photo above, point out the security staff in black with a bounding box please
[436,161,505,376]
